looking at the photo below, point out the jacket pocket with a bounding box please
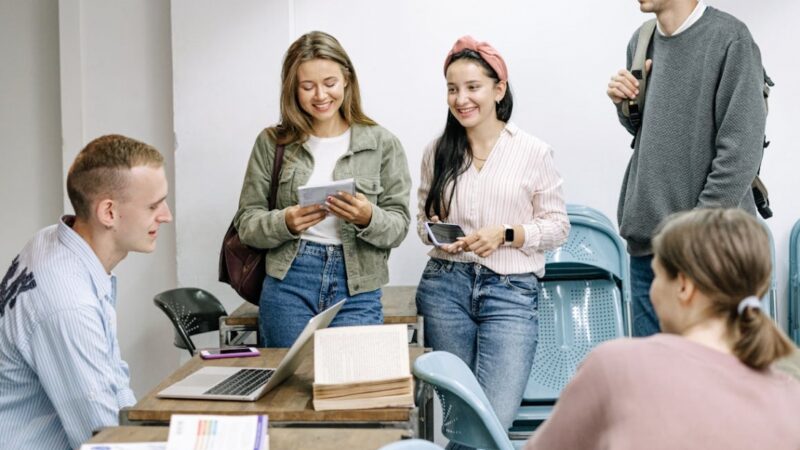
[355,176,384,203]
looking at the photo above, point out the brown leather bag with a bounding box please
[219,144,285,304]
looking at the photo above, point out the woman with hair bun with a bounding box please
[525,208,800,450]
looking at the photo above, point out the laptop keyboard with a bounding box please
[204,368,275,396]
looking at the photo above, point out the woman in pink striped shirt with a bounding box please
[415,36,570,445]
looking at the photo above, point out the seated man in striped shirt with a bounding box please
[0,135,172,450]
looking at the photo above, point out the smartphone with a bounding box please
[424,222,466,247]
[199,346,260,360]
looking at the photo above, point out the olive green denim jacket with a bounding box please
[234,124,411,295]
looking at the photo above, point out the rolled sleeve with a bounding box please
[520,147,570,255]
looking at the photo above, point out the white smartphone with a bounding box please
[424,222,466,247]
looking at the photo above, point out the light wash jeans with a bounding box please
[630,254,660,337]
[416,258,539,450]
[259,240,383,347]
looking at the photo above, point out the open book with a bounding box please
[313,324,414,411]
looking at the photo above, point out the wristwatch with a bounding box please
[503,224,514,246]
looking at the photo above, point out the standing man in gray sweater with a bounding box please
[606,0,767,336]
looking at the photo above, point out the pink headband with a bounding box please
[443,35,508,82]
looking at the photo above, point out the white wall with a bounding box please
[171,0,800,327]
[3,0,798,402]
[0,0,62,266]
[58,0,181,396]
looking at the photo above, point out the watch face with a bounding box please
[505,227,514,242]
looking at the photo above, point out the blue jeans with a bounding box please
[259,240,383,347]
[630,254,660,337]
[416,258,538,449]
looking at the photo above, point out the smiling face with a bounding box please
[445,59,506,130]
[113,164,172,254]
[296,58,348,135]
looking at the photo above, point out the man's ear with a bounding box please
[677,272,697,307]
[95,198,117,229]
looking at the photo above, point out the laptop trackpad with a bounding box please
[159,366,239,396]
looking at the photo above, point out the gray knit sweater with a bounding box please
[616,7,766,256]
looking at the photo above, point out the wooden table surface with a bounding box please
[224,286,418,326]
[125,347,425,424]
[87,426,410,449]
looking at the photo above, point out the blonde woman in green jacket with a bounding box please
[234,31,411,347]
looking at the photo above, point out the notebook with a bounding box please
[156,298,345,402]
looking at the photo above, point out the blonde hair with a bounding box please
[66,134,164,219]
[652,208,793,370]
[268,31,376,145]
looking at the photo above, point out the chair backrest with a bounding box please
[412,351,513,450]
[524,279,624,401]
[546,211,632,336]
[378,439,444,450]
[153,288,227,355]
[790,220,800,344]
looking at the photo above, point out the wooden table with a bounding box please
[87,426,411,449]
[121,347,433,440]
[219,286,423,347]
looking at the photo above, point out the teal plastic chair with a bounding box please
[514,208,627,435]
[566,203,615,229]
[544,214,631,334]
[378,439,444,450]
[413,351,514,450]
[790,220,800,344]
[761,220,778,321]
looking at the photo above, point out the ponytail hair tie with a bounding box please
[737,296,762,315]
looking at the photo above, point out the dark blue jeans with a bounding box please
[259,240,383,347]
[630,254,660,337]
[416,258,539,449]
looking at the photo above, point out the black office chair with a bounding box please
[153,287,228,356]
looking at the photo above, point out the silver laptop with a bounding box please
[157,298,345,402]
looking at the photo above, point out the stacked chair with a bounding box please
[761,220,779,321]
[510,205,629,439]
[790,220,800,344]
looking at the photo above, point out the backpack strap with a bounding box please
[622,19,657,128]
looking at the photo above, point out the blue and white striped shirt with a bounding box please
[0,216,136,450]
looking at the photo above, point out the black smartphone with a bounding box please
[424,222,466,247]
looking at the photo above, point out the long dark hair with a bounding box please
[424,49,513,219]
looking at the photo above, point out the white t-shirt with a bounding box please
[300,129,351,245]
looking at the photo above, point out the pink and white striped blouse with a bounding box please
[416,122,570,277]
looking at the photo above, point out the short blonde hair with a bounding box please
[268,31,376,145]
[66,134,164,219]
[652,208,793,370]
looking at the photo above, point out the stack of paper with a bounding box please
[313,324,414,411]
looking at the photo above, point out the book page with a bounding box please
[165,415,268,450]
[314,324,410,384]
